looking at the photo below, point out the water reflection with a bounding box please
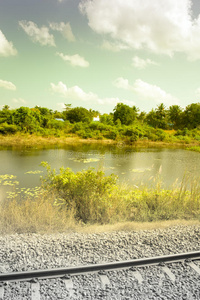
[0,145,199,190]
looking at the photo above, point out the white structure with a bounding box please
[93,116,100,122]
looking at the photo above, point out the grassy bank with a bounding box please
[186,146,200,153]
[0,134,116,149]
[1,167,200,234]
[0,133,199,150]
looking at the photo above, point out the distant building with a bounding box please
[93,116,100,122]
[55,118,64,122]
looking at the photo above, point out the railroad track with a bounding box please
[1,251,200,299]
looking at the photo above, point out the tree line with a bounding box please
[1,102,200,143]
[112,102,200,130]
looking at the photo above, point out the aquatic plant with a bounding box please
[25,170,43,174]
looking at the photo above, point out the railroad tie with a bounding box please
[63,275,74,297]
[130,268,143,284]
[31,279,40,300]
[162,266,176,282]
[98,271,110,289]
[187,261,200,275]
[0,283,4,300]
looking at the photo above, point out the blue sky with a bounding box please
[1,0,200,114]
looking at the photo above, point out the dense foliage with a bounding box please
[41,162,118,223]
[1,102,200,144]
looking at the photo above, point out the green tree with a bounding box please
[12,107,40,132]
[155,103,168,129]
[113,103,137,125]
[100,113,114,125]
[2,105,10,111]
[53,110,63,119]
[64,104,72,111]
[168,105,183,129]
[137,111,146,123]
[0,105,13,124]
[35,106,53,116]
[146,109,158,128]
[89,109,100,118]
[146,103,167,129]
[64,107,93,123]
[182,103,200,129]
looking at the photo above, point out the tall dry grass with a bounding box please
[1,169,200,234]
[0,134,115,149]
[1,133,199,150]
[0,188,78,234]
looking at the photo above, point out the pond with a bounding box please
[0,144,199,195]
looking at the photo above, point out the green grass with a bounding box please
[186,146,200,152]
[1,166,200,234]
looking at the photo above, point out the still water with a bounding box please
[0,144,200,190]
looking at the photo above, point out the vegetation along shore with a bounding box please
[1,163,200,234]
[1,102,200,234]
[0,102,200,150]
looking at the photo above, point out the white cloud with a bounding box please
[0,79,16,90]
[49,22,75,42]
[114,77,179,106]
[80,0,200,60]
[101,40,129,52]
[51,81,96,100]
[50,81,134,106]
[12,98,27,104]
[19,20,56,47]
[56,52,89,67]
[132,56,158,69]
[0,30,17,57]
[133,79,179,106]
[113,77,132,90]
[51,82,94,100]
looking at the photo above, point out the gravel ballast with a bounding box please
[0,225,200,299]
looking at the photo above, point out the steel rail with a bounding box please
[0,250,200,282]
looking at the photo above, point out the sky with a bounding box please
[1,0,200,114]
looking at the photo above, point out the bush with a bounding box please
[0,123,18,134]
[124,125,145,138]
[175,128,190,137]
[41,163,118,223]
[103,128,118,140]
[71,122,85,133]
[47,119,65,130]
[89,122,107,131]
[77,129,93,139]
[176,135,191,144]
[128,134,139,143]
[154,129,167,141]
